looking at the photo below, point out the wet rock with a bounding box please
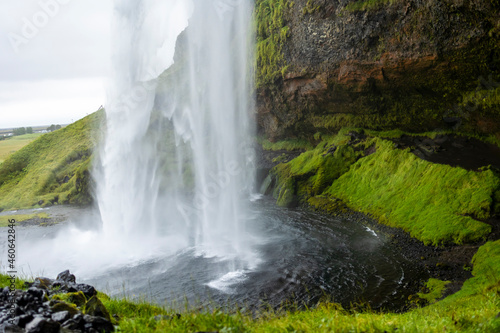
[51,310,70,323]
[348,131,366,143]
[55,270,76,284]
[27,288,44,301]
[2,324,24,333]
[83,315,114,333]
[13,314,33,328]
[30,277,53,290]
[4,271,114,333]
[61,314,85,330]
[75,284,96,299]
[323,145,337,156]
[25,316,60,333]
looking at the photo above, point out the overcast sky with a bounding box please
[0,0,112,128]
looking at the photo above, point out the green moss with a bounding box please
[256,0,292,88]
[417,279,451,304]
[344,0,400,12]
[269,133,367,206]
[307,195,348,215]
[302,0,321,15]
[51,302,79,316]
[326,138,497,245]
[0,111,103,211]
[52,291,87,307]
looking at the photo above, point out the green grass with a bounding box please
[1,240,499,332]
[0,133,42,164]
[268,131,499,245]
[417,278,451,304]
[269,130,365,206]
[0,111,103,211]
[326,138,497,245]
[0,213,49,227]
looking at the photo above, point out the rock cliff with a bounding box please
[256,0,500,140]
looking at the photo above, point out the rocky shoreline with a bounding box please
[1,270,114,333]
[324,208,478,302]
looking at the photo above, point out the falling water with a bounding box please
[5,1,423,308]
[97,0,256,262]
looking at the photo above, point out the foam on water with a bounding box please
[206,270,249,294]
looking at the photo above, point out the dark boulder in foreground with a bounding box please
[0,270,114,333]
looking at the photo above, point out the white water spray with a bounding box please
[13,0,257,281]
[97,0,255,260]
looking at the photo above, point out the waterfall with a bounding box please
[97,0,255,260]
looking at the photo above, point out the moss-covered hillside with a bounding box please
[264,129,500,246]
[0,111,103,211]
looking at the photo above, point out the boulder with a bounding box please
[25,316,60,333]
[84,296,111,321]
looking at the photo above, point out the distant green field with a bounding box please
[0,134,42,164]
[0,112,102,211]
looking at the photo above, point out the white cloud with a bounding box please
[0,0,111,127]
[0,77,106,128]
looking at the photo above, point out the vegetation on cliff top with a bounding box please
[0,111,103,211]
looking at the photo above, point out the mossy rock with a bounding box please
[51,302,79,316]
[53,291,88,308]
[307,196,348,215]
[84,296,111,321]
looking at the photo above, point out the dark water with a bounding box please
[79,197,426,311]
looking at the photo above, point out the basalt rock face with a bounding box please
[256,0,500,140]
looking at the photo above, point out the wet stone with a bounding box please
[51,310,70,323]
[56,270,76,285]
[13,314,33,328]
[2,323,25,333]
[25,316,60,333]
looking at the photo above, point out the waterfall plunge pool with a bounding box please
[1,197,427,312]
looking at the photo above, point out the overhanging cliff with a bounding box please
[256,0,500,140]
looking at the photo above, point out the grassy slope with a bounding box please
[0,133,42,164]
[326,138,497,245]
[269,130,498,246]
[0,111,102,211]
[1,240,499,331]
